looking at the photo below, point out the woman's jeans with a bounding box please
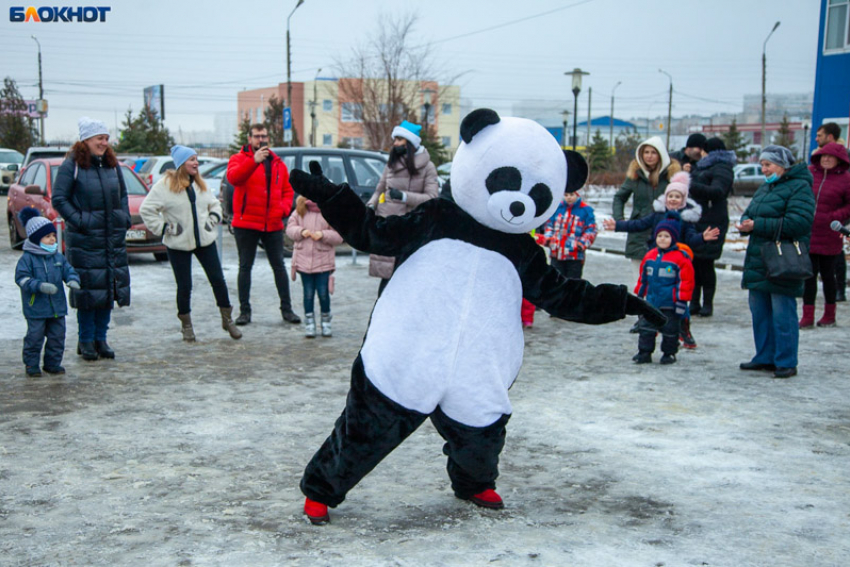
[748,289,799,368]
[77,308,112,342]
[167,244,231,315]
[300,271,331,314]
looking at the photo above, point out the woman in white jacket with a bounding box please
[140,145,241,341]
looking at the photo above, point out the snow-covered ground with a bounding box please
[1,202,849,567]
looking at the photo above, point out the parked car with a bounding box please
[0,148,24,194]
[138,155,225,187]
[20,146,72,171]
[199,161,228,199]
[732,163,763,196]
[436,161,452,190]
[7,157,167,260]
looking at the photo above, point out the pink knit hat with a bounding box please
[664,171,690,202]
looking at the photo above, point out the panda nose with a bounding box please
[509,201,525,217]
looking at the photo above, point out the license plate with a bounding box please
[126,229,146,241]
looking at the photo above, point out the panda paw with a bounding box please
[290,161,343,203]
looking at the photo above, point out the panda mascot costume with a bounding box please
[290,109,665,524]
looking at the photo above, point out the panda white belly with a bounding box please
[361,238,524,428]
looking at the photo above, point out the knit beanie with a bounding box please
[706,137,727,153]
[78,116,109,141]
[391,120,422,149]
[654,219,680,245]
[686,133,707,150]
[759,145,795,169]
[171,145,198,170]
[664,171,690,203]
[19,206,56,244]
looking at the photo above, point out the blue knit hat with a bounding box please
[391,120,422,149]
[19,206,56,244]
[654,219,680,245]
[170,145,197,170]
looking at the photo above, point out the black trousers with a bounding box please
[301,355,510,507]
[233,227,293,313]
[836,253,847,290]
[23,316,66,368]
[551,258,584,280]
[691,257,717,309]
[167,243,231,315]
[638,307,679,355]
[803,253,838,305]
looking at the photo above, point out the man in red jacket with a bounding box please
[227,124,300,325]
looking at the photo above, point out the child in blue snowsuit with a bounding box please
[15,207,81,376]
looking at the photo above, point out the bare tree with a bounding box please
[335,12,454,151]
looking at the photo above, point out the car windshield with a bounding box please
[201,162,227,178]
[0,150,24,163]
[138,159,157,174]
[122,168,148,195]
[28,150,66,161]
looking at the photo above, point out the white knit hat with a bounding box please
[78,116,109,141]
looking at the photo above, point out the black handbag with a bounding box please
[760,217,813,281]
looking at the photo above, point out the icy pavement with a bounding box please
[1,209,849,566]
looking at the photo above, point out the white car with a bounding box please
[138,155,225,187]
[733,163,763,183]
[200,161,228,198]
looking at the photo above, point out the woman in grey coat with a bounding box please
[366,120,439,290]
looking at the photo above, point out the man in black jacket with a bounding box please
[670,133,708,171]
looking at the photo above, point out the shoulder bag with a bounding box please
[760,217,813,281]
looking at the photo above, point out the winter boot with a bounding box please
[304,313,316,338]
[219,307,242,339]
[77,342,98,361]
[660,353,677,365]
[281,308,301,324]
[235,309,251,326]
[460,489,504,510]
[178,313,195,342]
[632,351,652,364]
[799,304,815,329]
[304,498,330,525]
[699,286,715,317]
[679,318,697,349]
[837,288,847,302]
[321,312,333,337]
[94,340,115,359]
[816,303,837,327]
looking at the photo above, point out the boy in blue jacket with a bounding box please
[14,207,81,376]
[633,220,694,365]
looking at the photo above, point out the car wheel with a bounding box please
[8,214,23,249]
[153,252,168,262]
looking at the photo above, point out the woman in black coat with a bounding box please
[51,117,131,361]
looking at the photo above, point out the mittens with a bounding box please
[67,280,81,290]
[39,282,58,295]
[388,188,407,202]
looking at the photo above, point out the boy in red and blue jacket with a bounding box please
[633,220,694,365]
[540,187,597,279]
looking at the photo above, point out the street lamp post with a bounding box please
[421,88,435,140]
[565,68,589,151]
[310,67,321,147]
[286,0,305,147]
[609,81,621,148]
[761,21,780,148]
[561,110,570,148]
[31,35,44,144]
[659,69,673,149]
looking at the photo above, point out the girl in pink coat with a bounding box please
[286,196,343,337]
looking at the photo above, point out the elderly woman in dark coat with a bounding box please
[736,145,815,379]
[51,117,131,361]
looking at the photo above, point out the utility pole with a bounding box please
[31,36,44,143]
[286,0,304,147]
[659,69,673,149]
[609,81,621,149]
[310,68,321,147]
[761,21,780,148]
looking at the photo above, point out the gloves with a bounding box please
[67,280,81,290]
[625,294,667,329]
[164,223,183,237]
[205,214,220,231]
[675,301,687,316]
[388,188,407,202]
[39,282,58,295]
[289,160,345,203]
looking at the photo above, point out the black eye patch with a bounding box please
[528,183,552,216]
[485,167,522,195]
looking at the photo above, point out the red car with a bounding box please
[7,157,167,260]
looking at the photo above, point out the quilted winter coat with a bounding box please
[740,163,815,297]
[808,142,850,256]
[286,200,343,276]
[690,149,735,260]
[227,145,293,232]
[51,154,132,310]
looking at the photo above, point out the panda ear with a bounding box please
[563,150,588,192]
[460,109,500,144]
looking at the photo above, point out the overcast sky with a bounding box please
[0,0,820,141]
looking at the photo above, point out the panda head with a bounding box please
[450,109,588,234]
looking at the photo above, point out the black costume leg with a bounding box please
[300,355,428,507]
[430,407,510,499]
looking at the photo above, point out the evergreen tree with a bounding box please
[586,129,612,173]
[229,117,251,154]
[720,119,747,163]
[263,95,285,147]
[117,107,173,154]
[419,124,450,166]
[775,114,797,159]
[0,77,38,153]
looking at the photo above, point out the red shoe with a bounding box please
[304,498,330,525]
[466,489,504,510]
